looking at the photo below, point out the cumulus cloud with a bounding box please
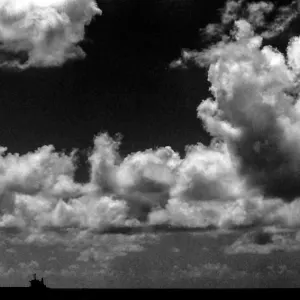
[88,133,180,221]
[172,0,300,70]
[68,232,160,278]
[2,132,300,239]
[0,0,101,68]
[6,247,16,254]
[170,141,246,202]
[1,193,134,234]
[0,145,84,228]
[265,264,296,277]
[60,264,80,277]
[0,264,15,277]
[149,196,283,229]
[171,262,247,285]
[76,239,144,263]
[0,260,40,278]
[225,227,300,254]
[200,0,299,43]
[2,1,300,245]
[199,22,300,201]
[19,260,39,274]
[170,1,300,203]
[0,145,82,198]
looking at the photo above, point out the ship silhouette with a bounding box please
[29,274,48,289]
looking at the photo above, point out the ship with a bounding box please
[29,274,48,289]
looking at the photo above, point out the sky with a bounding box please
[2,0,300,288]
[0,0,215,164]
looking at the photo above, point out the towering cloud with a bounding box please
[173,1,300,202]
[87,133,180,220]
[0,0,101,68]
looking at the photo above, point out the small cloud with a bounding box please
[0,264,15,277]
[76,235,148,264]
[171,247,180,253]
[24,231,65,246]
[48,256,56,262]
[0,260,41,279]
[60,264,79,277]
[225,229,300,254]
[44,269,56,277]
[266,264,296,276]
[19,260,39,274]
[5,248,16,254]
[200,0,298,42]
[173,262,246,281]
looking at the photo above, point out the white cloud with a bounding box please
[0,0,101,68]
[199,0,298,42]
[225,228,300,254]
[70,233,159,275]
[2,1,300,243]
[172,262,246,282]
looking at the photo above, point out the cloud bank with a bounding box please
[1,1,300,244]
[0,0,101,68]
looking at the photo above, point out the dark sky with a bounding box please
[0,0,225,181]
